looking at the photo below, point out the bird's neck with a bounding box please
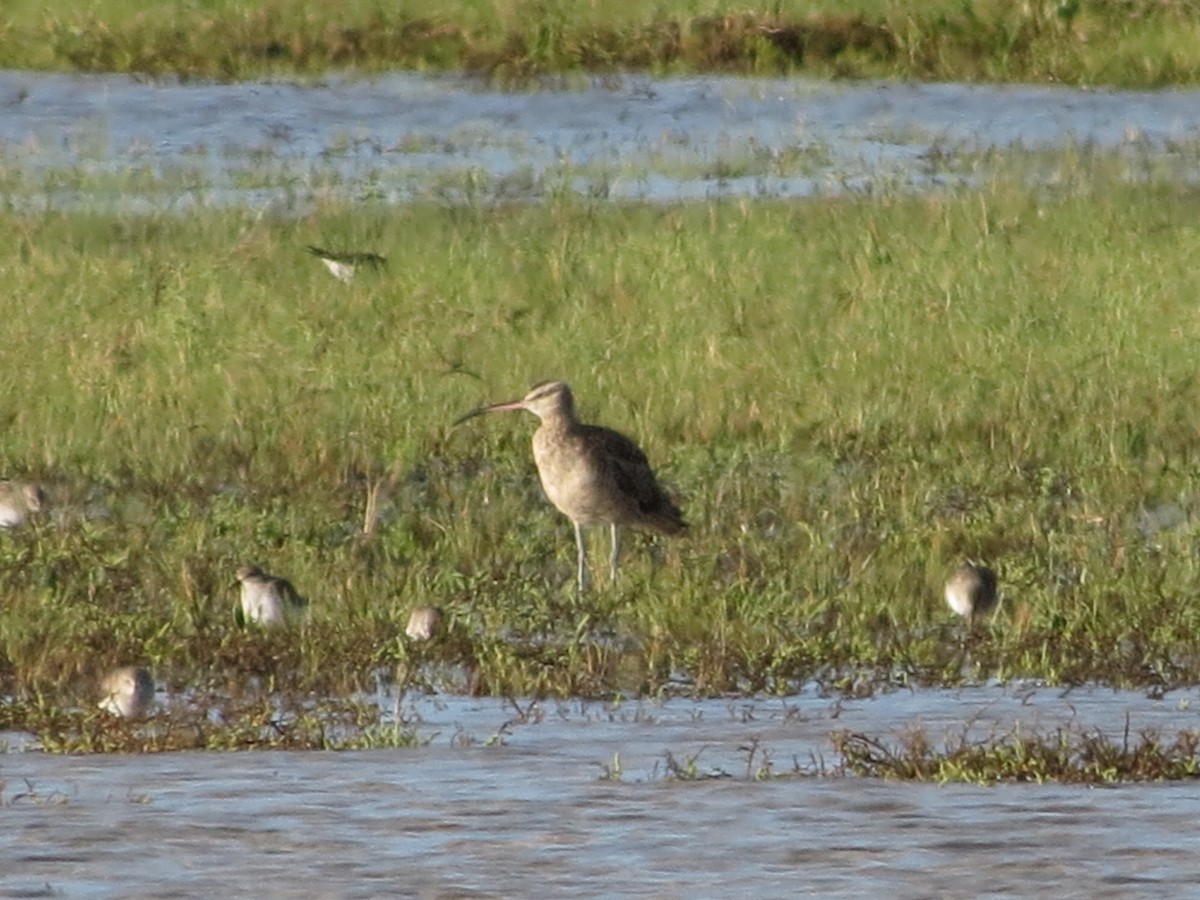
[537,409,578,436]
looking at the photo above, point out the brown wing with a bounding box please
[581,424,687,535]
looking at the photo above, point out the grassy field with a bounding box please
[4,142,1200,755]
[2,0,1200,86]
[5,3,1200,773]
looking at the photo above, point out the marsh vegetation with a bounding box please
[4,68,1200,781]
[2,0,1200,86]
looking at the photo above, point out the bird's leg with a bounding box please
[574,520,589,593]
[609,524,620,585]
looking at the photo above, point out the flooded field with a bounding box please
[5,684,1200,896]
[6,69,1200,895]
[2,70,1200,208]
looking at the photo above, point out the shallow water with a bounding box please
[5,684,1200,897]
[3,71,1200,209]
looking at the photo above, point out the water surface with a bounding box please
[3,71,1200,208]
[5,684,1200,897]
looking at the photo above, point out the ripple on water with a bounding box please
[3,685,1200,895]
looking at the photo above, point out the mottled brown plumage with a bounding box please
[456,380,685,590]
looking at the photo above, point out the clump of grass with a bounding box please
[834,721,1200,783]
[0,0,1199,86]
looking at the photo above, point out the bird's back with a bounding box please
[533,421,685,535]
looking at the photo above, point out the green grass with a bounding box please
[5,146,1200,741]
[2,0,1200,86]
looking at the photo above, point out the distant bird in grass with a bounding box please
[944,562,999,626]
[405,606,445,641]
[99,666,155,718]
[455,380,686,592]
[0,479,45,528]
[235,564,308,626]
[306,245,386,283]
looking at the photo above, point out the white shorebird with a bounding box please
[306,245,386,283]
[944,562,999,626]
[235,564,307,626]
[0,480,45,527]
[405,606,444,641]
[455,380,686,591]
[99,666,155,718]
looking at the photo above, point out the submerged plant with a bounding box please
[833,720,1200,784]
[6,692,421,754]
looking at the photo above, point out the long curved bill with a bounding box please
[452,398,526,426]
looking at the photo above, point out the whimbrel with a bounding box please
[944,562,999,626]
[0,480,45,528]
[456,380,686,591]
[306,245,386,283]
[406,606,445,640]
[99,666,155,718]
[235,564,308,626]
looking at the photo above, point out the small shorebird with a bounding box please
[944,562,999,626]
[0,480,45,528]
[235,564,308,626]
[99,666,155,718]
[406,606,444,640]
[306,245,386,283]
[455,380,686,591]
